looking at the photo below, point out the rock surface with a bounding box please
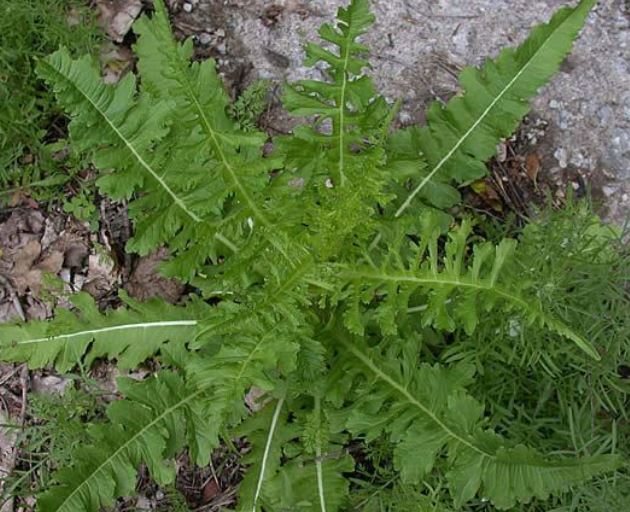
[176,0,629,222]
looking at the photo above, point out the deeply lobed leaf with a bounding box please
[37,372,215,512]
[0,291,207,372]
[390,0,596,214]
[339,216,599,359]
[336,336,621,510]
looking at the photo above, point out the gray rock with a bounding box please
[32,374,72,395]
[602,185,618,197]
[398,110,412,125]
[554,147,569,169]
[198,32,213,45]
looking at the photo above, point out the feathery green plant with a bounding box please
[2,0,627,510]
[0,386,105,510]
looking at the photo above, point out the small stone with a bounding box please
[602,185,617,197]
[398,110,412,124]
[135,496,152,510]
[183,3,192,13]
[215,28,226,38]
[198,32,212,45]
[216,42,227,54]
[59,268,72,284]
[549,99,560,109]
[554,147,568,169]
[496,142,507,163]
[325,178,334,189]
[570,151,588,168]
[72,273,86,292]
[32,375,72,395]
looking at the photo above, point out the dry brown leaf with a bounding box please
[202,479,221,504]
[525,153,541,182]
[101,44,135,84]
[83,250,120,299]
[37,251,65,274]
[126,248,184,303]
[471,179,503,212]
[11,240,43,295]
[97,0,143,43]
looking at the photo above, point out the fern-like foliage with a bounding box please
[130,1,278,258]
[279,0,394,257]
[282,0,383,187]
[36,0,281,282]
[36,371,215,512]
[0,291,208,372]
[338,215,599,359]
[332,335,617,510]
[389,0,596,214]
[35,51,197,245]
[0,1,620,511]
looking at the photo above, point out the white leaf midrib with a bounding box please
[41,58,202,223]
[13,320,198,346]
[54,387,203,512]
[252,397,285,511]
[394,7,582,217]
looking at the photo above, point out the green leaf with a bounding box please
[0,292,206,372]
[341,217,599,359]
[130,0,277,268]
[392,0,596,214]
[37,372,215,512]
[279,0,394,259]
[282,0,379,183]
[264,448,354,512]
[37,1,283,281]
[235,399,293,512]
[35,49,199,222]
[338,337,621,510]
